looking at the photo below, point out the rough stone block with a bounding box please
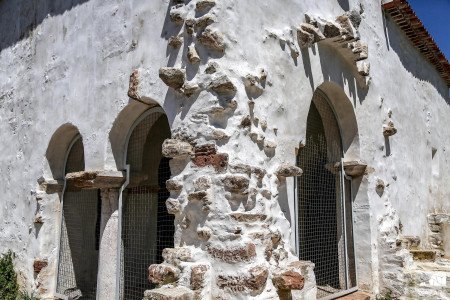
[196,0,216,12]
[383,121,397,136]
[166,198,181,214]
[162,247,193,266]
[275,164,303,177]
[168,36,183,49]
[221,175,249,193]
[159,67,186,90]
[299,23,325,42]
[180,82,200,97]
[148,264,180,285]
[198,29,225,52]
[162,139,193,158]
[272,270,304,291]
[65,170,125,189]
[410,250,436,261]
[217,266,268,292]
[207,75,236,95]
[166,179,183,192]
[230,213,267,222]
[190,265,208,290]
[207,242,256,262]
[187,45,200,64]
[33,259,48,274]
[143,286,194,300]
[192,144,228,171]
[195,15,215,31]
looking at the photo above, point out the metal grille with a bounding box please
[296,92,356,299]
[56,138,100,299]
[120,113,174,300]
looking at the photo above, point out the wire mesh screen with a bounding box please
[297,92,355,299]
[56,138,100,299]
[120,112,174,300]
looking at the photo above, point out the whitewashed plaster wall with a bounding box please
[0,0,448,298]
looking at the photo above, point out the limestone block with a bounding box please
[323,22,341,38]
[162,247,194,266]
[205,61,218,74]
[185,19,195,35]
[207,242,256,262]
[65,170,125,189]
[243,74,264,95]
[272,270,305,291]
[195,15,215,31]
[162,139,193,158]
[297,26,315,48]
[180,82,200,97]
[143,286,194,300]
[170,6,185,26]
[38,178,63,194]
[198,28,225,52]
[300,23,325,42]
[196,0,216,12]
[148,264,180,285]
[357,61,370,76]
[159,67,186,90]
[275,164,303,177]
[197,227,212,241]
[191,265,209,290]
[188,191,208,202]
[383,121,397,136]
[166,179,183,193]
[207,75,236,95]
[336,15,357,38]
[187,45,200,64]
[221,175,249,193]
[33,259,48,274]
[193,176,212,191]
[409,250,436,261]
[168,36,183,49]
[349,41,368,60]
[166,198,181,214]
[229,163,252,176]
[334,160,367,177]
[240,115,252,128]
[229,212,267,222]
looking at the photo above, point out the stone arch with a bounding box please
[315,81,359,159]
[45,123,82,180]
[108,101,168,170]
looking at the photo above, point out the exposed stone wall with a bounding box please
[0,0,449,299]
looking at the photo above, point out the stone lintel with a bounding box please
[65,170,126,189]
[334,161,367,177]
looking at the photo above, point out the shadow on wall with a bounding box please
[337,0,350,11]
[0,0,89,52]
[301,43,369,106]
[383,15,449,100]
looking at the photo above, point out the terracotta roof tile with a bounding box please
[382,0,450,86]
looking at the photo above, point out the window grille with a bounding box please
[120,112,174,300]
[56,138,100,299]
[296,91,356,299]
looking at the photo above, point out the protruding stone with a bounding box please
[181,216,190,229]
[205,61,218,74]
[197,227,212,241]
[170,7,185,26]
[148,264,180,285]
[166,198,181,214]
[143,286,194,300]
[221,175,249,193]
[334,160,367,177]
[349,40,368,60]
[168,36,183,49]
[33,259,48,274]
[191,265,208,290]
[128,69,140,100]
[207,242,256,262]
[275,164,303,177]
[243,74,264,94]
[34,214,43,224]
[217,266,268,292]
[187,45,201,64]
[162,247,193,266]
[185,18,196,35]
[272,270,304,291]
[196,0,216,12]
[297,25,315,48]
[159,67,186,90]
[195,15,215,31]
[166,179,183,192]
[264,140,277,149]
[180,82,200,97]
[357,61,370,76]
[198,28,225,52]
[192,144,228,171]
[188,191,208,202]
[230,212,267,222]
[38,178,63,194]
[323,22,341,38]
[383,121,397,136]
[162,139,193,158]
[193,176,212,191]
[240,115,252,128]
[409,250,436,261]
[208,75,236,95]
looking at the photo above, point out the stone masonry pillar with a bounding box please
[96,188,120,300]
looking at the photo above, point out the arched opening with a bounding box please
[296,89,357,299]
[56,136,101,299]
[120,108,173,300]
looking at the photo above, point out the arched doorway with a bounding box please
[120,108,174,300]
[56,136,101,299]
[296,90,356,299]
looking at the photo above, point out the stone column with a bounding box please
[96,188,120,300]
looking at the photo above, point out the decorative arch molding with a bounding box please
[45,123,82,180]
